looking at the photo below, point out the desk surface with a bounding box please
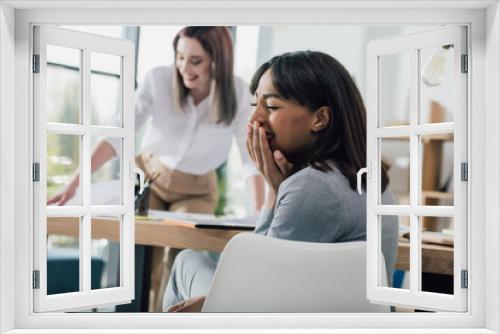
[395,239,453,275]
[49,216,241,252]
[47,216,453,275]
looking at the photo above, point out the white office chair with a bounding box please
[202,233,390,313]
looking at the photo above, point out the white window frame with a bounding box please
[32,25,136,312]
[366,26,468,312]
[0,1,498,333]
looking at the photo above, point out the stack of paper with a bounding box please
[147,209,258,230]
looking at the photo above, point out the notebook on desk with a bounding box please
[400,228,454,246]
[194,216,257,230]
[146,209,257,230]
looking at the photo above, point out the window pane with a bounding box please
[234,26,260,84]
[419,133,454,207]
[419,216,454,295]
[91,215,121,290]
[91,52,122,127]
[378,52,410,127]
[47,133,81,206]
[91,137,122,205]
[419,45,454,124]
[46,45,81,124]
[47,216,80,295]
[380,138,410,205]
[379,215,406,290]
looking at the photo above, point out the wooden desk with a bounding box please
[49,216,244,311]
[49,216,241,253]
[395,239,453,276]
[48,217,454,275]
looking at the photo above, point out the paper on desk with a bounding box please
[421,231,454,246]
[148,209,217,222]
[401,229,454,246]
[64,179,120,206]
[147,209,258,230]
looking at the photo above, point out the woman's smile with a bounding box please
[183,74,198,83]
[265,130,276,148]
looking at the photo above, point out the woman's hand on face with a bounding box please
[246,121,293,195]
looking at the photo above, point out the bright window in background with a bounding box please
[227,26,261,216]
[234,26,260,83]
[136,26,182,84]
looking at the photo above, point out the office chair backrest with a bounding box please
[202,233,390,313]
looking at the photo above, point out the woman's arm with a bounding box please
[90,140,118,173]
[47,140,117,205]
[48,67,161,206]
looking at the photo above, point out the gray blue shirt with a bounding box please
[254,166,399,285]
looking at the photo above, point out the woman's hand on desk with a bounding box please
[247,122,292,208]
[166,295,206,312]
[47,176,78,206]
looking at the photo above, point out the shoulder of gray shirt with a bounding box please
[273,165,399,284]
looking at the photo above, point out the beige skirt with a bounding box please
[135,152,219,214]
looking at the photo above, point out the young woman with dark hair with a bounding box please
[162,50,399,312]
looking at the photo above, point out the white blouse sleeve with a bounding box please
[107,69,155,155]
[232,78,259,179]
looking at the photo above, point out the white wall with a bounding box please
[0,2,16,332]
[257,25,446,115]
[485,3,500,331]
[257,25,365,93]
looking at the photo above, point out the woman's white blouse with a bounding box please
[111,66,257,179]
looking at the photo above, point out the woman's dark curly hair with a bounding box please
[250,51,389,192]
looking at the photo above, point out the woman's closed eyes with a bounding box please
[176,56,204,65]
[190,59,203,65]
[250,102,280,111]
